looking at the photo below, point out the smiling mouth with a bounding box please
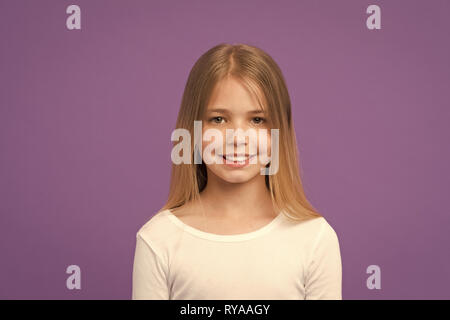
[219,154,256,164]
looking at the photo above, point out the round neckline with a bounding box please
[164,209,284,242]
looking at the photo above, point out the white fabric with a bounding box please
[132,209,342,300]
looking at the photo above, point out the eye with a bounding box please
[251,117,265,124]
[210,116,225,124]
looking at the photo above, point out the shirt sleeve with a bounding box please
[304,219,342,300]
[132,232,170,300]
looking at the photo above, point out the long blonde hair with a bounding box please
[160,43,322,222]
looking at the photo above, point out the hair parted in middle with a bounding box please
[161,42,322,222]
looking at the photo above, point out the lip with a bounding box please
[217,154,256,168]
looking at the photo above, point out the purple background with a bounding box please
[1,0,449,299]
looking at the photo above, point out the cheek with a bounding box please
[201,128,225,161]
[201,129,208,153]
[257,132,272,156]
[201,128,217,151]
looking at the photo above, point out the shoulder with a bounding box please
[137,209,171,233]
[309,216,338,237]
[305,216,340,253]
[135,209,179,249]
[282,214,339,247]
[284,214,335,233]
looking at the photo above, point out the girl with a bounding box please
[132,43,342,300]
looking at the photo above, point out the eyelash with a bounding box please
[209,116,266,125]
[251,117,265,124]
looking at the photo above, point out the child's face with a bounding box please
[201,77,272,185]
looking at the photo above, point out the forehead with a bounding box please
[206,77,265,114]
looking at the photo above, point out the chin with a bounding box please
[221,175,253,184]
[213,168,261,184]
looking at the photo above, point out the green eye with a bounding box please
[211,116,224,124]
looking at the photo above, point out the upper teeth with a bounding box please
[223,155,251,161]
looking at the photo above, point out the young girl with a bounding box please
[132,43,342,300]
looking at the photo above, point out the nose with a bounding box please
[223,125,259,156]
[225,128,247,149]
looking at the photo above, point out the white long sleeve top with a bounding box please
[132,209,342,300]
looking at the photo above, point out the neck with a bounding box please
[198,170,275,220]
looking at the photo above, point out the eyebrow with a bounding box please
[207,108,265,114]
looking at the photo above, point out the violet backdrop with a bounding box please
[0,0,449,299]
